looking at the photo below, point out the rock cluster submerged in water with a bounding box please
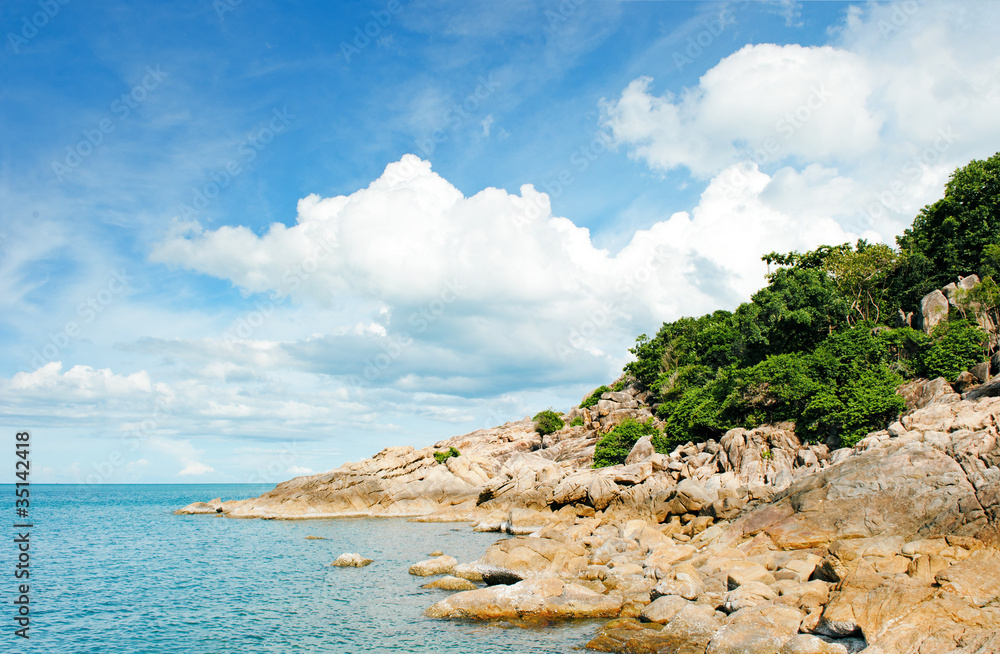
[178,381,1000,653]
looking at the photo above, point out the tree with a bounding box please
[897,152,1000,291]
[738,265,849,362]
[824,240,900,325]
[533,409,565,436]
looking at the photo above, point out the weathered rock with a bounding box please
[589,605,723,654]
[721,580,778,613]
[778,634,848,654]
[706,604,803,654]
[477,536,587,578]
[422,575,478,591]
[625,435,655,465]
[639,595,692,624]
[409,555,458,576]
[651,571,704,601]
[425,577,622,620]
[330,553,373,567]
[895,377,960,412]
[921,289,950,335]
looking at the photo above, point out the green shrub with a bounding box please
[611,380,626,392]
[533,409,565,436]
[580,385,611,409]
[593,417,661,468]
[921,320,987,380]
[570,416,584,427]
[433,447,460,464]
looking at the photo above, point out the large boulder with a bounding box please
[921,289,950,335]
[409,555,458,576]
[424,577,622,620]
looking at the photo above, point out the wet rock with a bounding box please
[409,555,458,576]
[422,575,478,591]
[331,553,373,567]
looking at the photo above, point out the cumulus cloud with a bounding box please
[602,0,1000,239]
[151,153,857,393]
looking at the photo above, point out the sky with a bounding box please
[2,0,999,484]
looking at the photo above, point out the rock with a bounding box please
[896,377,960,412]
[477,536,587,578]
[971,361,991,384]
[590,605,722,654]
[920,289,950,335]
[778,634,848,654]
[174,501,222,515]
[428,550,444,557]
[721,580,778,613]
[954,370,980,393]
[725,561,776,589]
[706,604,803,654]
[651,571,704,601]
[639,595,691,624]
[625,434,655,465]
[674,479,716,513]
[736,434,991,551]
[425,577,622,620]
[422,575,478,591]
[331,553,373,567]
[452,562,485,582]
[934,549,1000,605]
[409,555,458,576]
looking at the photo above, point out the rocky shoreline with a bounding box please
[178,379,1000,654]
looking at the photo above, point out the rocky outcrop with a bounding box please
[330,553,372,567]
[177,371,1000,652]
[424,577,623,620]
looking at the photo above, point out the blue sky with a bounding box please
[2,0,1000,483]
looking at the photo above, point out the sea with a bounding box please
[1,484,607,654]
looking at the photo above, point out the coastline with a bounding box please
[178,379,1000,654]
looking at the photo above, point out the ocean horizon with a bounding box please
[2,484,602,653]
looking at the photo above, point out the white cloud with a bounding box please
[9,362,157,398]
[150,152,857,395]
[601,0,1000,240]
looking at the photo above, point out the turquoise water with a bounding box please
[2,484,605,653]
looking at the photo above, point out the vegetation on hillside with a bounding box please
[590,152,1000,467]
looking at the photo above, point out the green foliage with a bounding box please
[611,380,626,392]
[570,416,584,427]
[532,409,565,436]
[580,385,611,408]
[434,447,460,464]
[614,154,1000,449]
[897,152,1000,292]
[824,240,901,324]
[741,266,850,363]
[593,418,662,468]
[921,320,988,380]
